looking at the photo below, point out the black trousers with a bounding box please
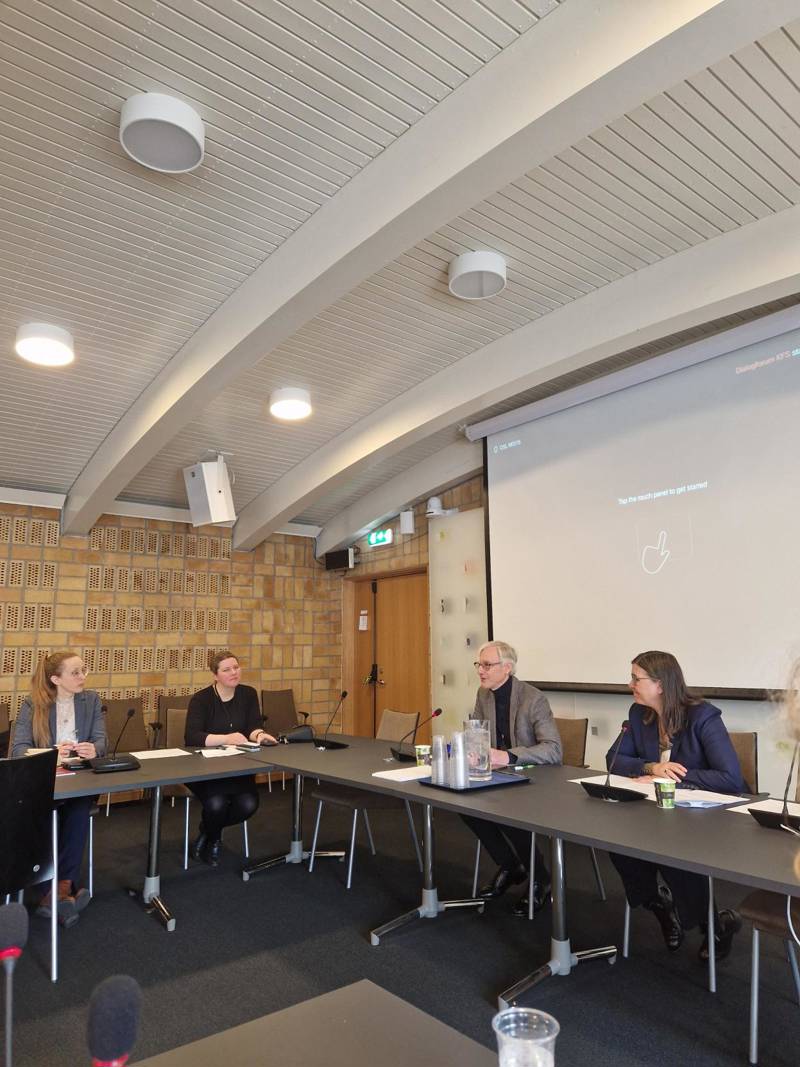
[610,852,709,930]
[461,815,548,879]
[189,775,259,841]
[55,796,93,887]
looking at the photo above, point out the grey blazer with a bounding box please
[12,690,107,757]
[473,676,562,765]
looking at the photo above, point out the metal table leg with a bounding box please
[129,785,175,931]
[370,804,485,945]
[242,774,343,881]
[50,809,58,982]
[498,836,616,1008]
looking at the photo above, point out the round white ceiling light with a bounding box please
[15,323,75,366]
[269,387,312,421]
[120,93,205,173]
[448,250,507,300]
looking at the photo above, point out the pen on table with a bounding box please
[495,763,536,774]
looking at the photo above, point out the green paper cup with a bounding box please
[654,778,676,809]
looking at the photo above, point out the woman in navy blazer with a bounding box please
[607,650,743,959]
[13,650,106,928]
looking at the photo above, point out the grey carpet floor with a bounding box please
[10,784,800,1066]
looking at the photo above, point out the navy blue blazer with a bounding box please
[605,701,745,794]
[12,690,107,758]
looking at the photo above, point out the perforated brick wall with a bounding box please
[0,506,342,728]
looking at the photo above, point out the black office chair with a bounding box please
[1,749,59,979]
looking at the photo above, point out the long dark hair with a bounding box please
[632,650,701,738]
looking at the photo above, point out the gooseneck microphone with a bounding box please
[91,709,142,774]
[781,740,800,835]
[390,708,443,762]
[581,719,644,803]
[316,691,349,750]
[604,721,630,787]
[87,974,142,1067]
[1,903,28,1067]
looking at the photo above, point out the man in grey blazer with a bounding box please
[463,640,562,916]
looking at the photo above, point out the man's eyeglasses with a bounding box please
[474,661,502,671]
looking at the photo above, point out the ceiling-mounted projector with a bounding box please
[183,455,236,526]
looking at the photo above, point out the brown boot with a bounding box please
[35,880,79,927]
[58,880,79,928]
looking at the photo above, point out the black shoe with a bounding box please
[206,839,222,868]
[512,879,552,918]
[699,908,741,961]
[478,864,527,899]
[646,897,683,951]
[190,828,208,861]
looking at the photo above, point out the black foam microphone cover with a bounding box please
[87,975,142,1063]
[0,902,28,953]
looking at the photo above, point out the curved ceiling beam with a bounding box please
[60,0,788,536]
[315,439,483,558]
[232,205,800,549]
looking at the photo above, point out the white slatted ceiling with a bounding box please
[292,294,800,525]
[126,21,800,515]
[0,0,553,493]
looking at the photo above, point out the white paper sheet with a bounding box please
[571,774,750,806]
[199,746,243,758]
[372,766,431,782]
[132,748,191,759]
[728,798,800,816]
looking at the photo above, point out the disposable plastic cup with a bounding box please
[492,1007,559,1066]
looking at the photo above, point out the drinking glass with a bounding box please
[492,1007,559,1066]
[463,718,491,781]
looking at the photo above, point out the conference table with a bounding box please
[238,735,800,1007]
[134,979,496,1066]
[52,735,800,1008]
[54,750,261,948]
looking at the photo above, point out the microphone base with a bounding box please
[749,808,800,832]
[313,739,349,751]
[390,745,416,762]
[90,754,142,774]
[581,782,645,803]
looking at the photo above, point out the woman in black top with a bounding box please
[185,651,276,866]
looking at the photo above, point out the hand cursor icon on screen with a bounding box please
[641,530,670,575]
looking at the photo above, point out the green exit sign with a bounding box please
[367,528,393,547]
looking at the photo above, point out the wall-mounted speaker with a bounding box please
[182,457,236,526]
[400,510,415,535]
[324,548,355,571]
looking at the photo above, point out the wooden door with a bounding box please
[350,572,431,741]
[352,579,377,736]
[376,573,430,740]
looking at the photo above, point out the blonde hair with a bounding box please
[208,650,238,674]
[477,641,517,674]
[30,651,79,747]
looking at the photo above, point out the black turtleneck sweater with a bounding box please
[492,675,517,762]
